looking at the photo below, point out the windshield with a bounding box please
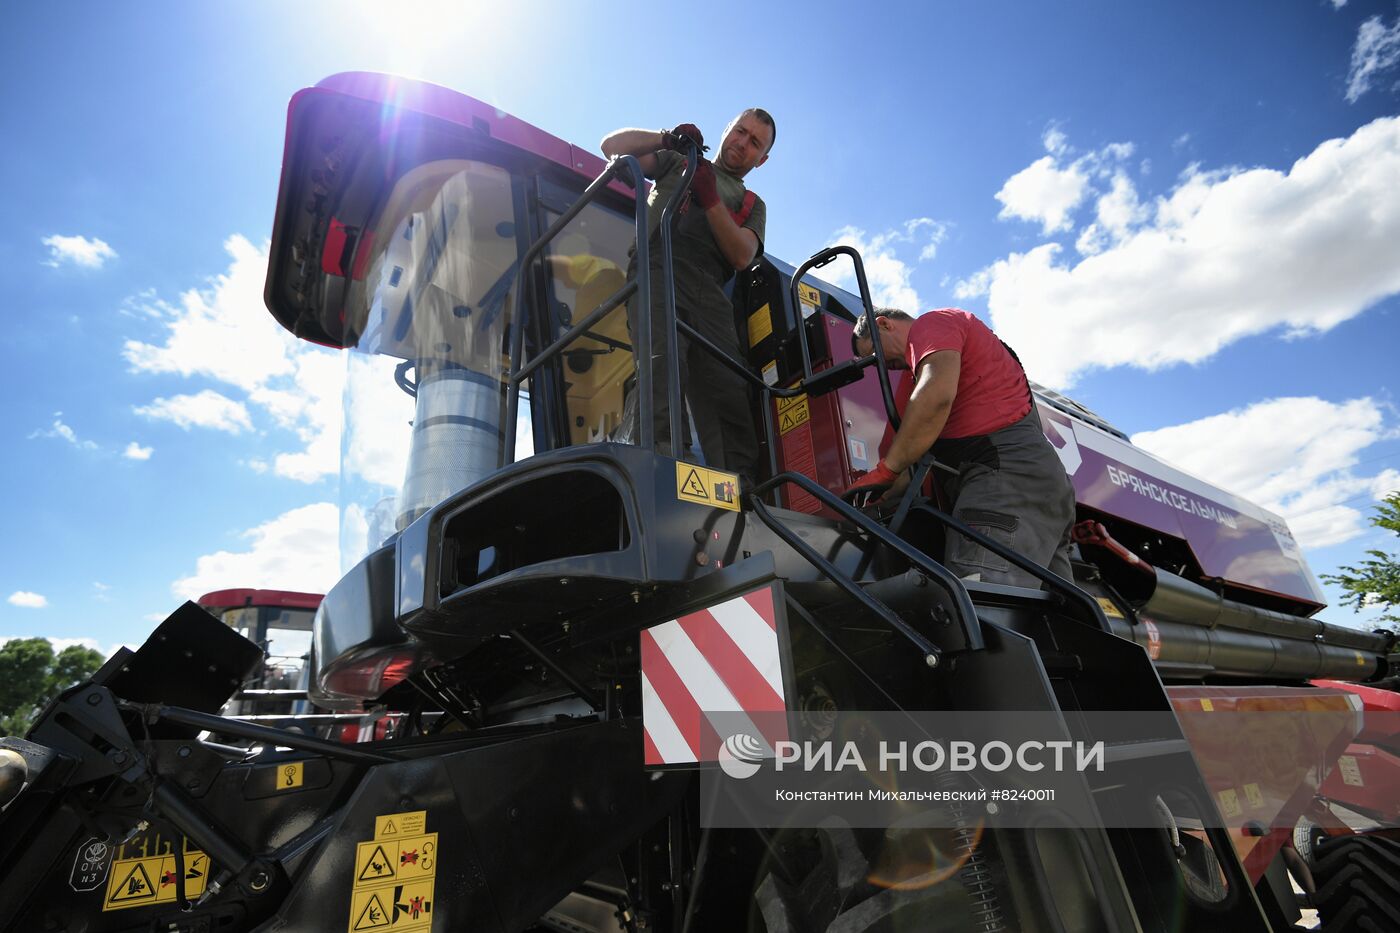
[339,159,522,569]
[336,159,644,570]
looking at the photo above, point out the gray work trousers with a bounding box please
[935,408,1076,589]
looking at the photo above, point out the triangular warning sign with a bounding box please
[110,862,156,902]
[358,844,395,882]
[682,469,709,499]
[353,892,392,930]
[779,411,796,432]
[380,820,397,836]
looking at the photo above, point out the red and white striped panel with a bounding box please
[641,585,789,767]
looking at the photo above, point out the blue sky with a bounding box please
[3,0,1399,654]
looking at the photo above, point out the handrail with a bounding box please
[749,496,943,669]
[504,146,698,462]
[788,245,902,430]
[505,154,648,462]
[751,470,985,653]
[911,502,1112,632]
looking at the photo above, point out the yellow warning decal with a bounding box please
[797,282,822,312]
[103,849,210,912]
[748,303,773,347]
[1338,754,1364,787]
[675,463,741,512]
[776,394,810,435]
[1243,782,1265,809]
[1200,698,1214,712]
[1217,788,1242,819]
[1095,597,1123,619]
[351,812,439,931]
[277,761,305,790]
[375,811,427,840]
[349,880,435,932]
[1356,651,1367,667]
[355,834,438,887]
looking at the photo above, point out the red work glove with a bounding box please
[663,123,705,152]
[691,160,722,211]
[842,460,900,506]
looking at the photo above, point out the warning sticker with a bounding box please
[277,761,305,790]
[1338,754,1364,787]
[747,303,773,347]
[349,881,435,932]
[675,463,741,512]
[351,812,439,931]
[797,282,821,317]
[1095,597,1122,619]
[355,834,438,887]
[761,361,778,387]
[375,811,427,839]
[102,849,209,912]
[776,394,810,435]
[1217,788,1242,819]
[1200,698,1214,712]
[351,890,393,929]
[1141,618,1161,661]
[1243,782,1265,809]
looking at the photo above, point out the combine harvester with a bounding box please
[0,74,1396,933]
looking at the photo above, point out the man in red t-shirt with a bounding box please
[845,308,1075,588]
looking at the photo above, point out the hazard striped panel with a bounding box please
[641,585,789,766]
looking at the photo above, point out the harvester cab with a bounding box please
[1,72,1397,933]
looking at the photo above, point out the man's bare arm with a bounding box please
[599,128,664,177]
[883,350,961,473]
[703,203,761,269]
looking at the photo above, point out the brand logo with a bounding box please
[718,733,765,780]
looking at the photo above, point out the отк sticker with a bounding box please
[350,811,439,932]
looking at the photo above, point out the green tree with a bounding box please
[0,638,105,736]
[1323,492,1400,626]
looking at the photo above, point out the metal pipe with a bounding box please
[507,629,604,712]
[657,145,699,455]
[122,702,398,765]
[516,280,637,381]
[152,781,254,875]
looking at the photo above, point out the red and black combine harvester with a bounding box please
[1,74,1396,933]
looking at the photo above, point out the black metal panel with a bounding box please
[267,719,688,933]
[100,602,263,724]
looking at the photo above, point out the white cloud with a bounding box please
[963,116,1400,389]
[135,390,253,433]
[123,235,344,482]
[123,442,153,460]
[7,591,48,609]
[1330,0,1347,8]
[41,234,117,269]
[995,156,1089,234]
[1131,397,1397,550]
[994,135,1137,237]
[1075,172,1149,256]
[1346,13,1400,102]
[28,413,100,451]
[816,218,949,310]
[171,503,341,601]
[92,582,112,602]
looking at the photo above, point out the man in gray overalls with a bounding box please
[847,308,1076,589]
[601,111,774,478]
